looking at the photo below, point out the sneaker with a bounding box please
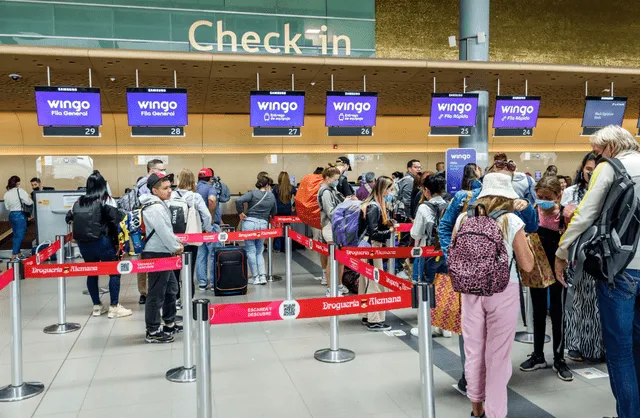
[396,270,409,280]
[520,353,548,372]
[92,304,108,317]
[442,330,453,338]
[458,375,467,394]
[198,284,208,291]
[321,272,327,285]
[139,295,147,305]
[163,323,184,335]
[567,350,584,362]
[553,360,574,381]
[410,327,419,337]
[366,322,391,332]
[249,277,262,285]
[107,304,132,319]
[145,330,174,344]
[339,284,349,295]
[325,288,344,297]
[361,317,369,326]
[259,275,268,285]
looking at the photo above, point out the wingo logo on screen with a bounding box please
[36,90,102,126]
[494,98,540,128]
[430,96,478,127]
[250,94,305,127]
[127,92,187,126]
[326,94,377,127]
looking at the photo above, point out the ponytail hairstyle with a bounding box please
[362,176,394,226]
[322,164,340,179]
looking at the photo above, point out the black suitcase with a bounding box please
[212,246,248,296]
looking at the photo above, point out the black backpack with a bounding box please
[568,157,640,285]
[422,200,449,249]
[71,200,104,242]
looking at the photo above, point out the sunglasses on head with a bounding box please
[493,160,517,172]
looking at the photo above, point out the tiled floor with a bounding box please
[0,249,618,418]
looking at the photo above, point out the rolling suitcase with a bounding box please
[212,246,248,296]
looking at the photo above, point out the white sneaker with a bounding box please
[397,271,409,280]
[249,277,261,285]
[410,327,419,337]
[259,275,268,285]
[92,304,108,317]
[108,304,133,319]
[321,272,327,285]
[442,330,453,338]
[339,284,349,295]
[325,288,345,297]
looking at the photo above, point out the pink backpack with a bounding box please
[447,207,511,297]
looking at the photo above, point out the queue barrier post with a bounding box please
[0,260,45,402]
[44,235,81,335]
[284,224,293,300]
[387,231,396,275]
[416,280,436,418]
[266,222,282,282]
[314,243,355,364]
[515,286,550,344]
[194,299,212,418]
[166,252,196,383]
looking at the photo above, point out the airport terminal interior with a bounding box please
[1,0,639,417]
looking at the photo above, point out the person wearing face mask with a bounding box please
[318,165,349,296]
[560,152,604,364]
[555,126,640,418]
[518,176,573,381]
[358,176,396,331]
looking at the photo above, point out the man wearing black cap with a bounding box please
[140,173,184,343]
[336,156,355,198]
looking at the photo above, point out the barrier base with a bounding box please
[515,331,550,344]
[166,366,196,383]
[314,348,355,363]
[43,323,81,334]
[0,382,45,402]
[267,275,282,282]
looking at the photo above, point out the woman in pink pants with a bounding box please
[452,172,534,418]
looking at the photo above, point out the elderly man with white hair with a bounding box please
[555,125,640,418]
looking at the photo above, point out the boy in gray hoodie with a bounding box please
[141,173,184,344]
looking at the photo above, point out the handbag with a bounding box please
[431,273,461,335]
[519,233,555,288]
[16,188,33,217]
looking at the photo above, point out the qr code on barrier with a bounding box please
[279,300,300,320]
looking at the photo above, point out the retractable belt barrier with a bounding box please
[176,228,282,244]
[24,256,182,279]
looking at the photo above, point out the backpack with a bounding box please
[169,191,203,245]
[117,202,158,256]
[294,173,324,229]
[117,184,141,212]
[216,181,231,203]
[331,199,363,247]
[422,199,449,249]
[568,157,640,286]
[71,200,104,242]
[447,206,511,296]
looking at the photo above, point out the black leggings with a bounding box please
[530,281,566,361]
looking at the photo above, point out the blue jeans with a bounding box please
[596,270,640,418]
[243,217,268,277]
[77,236,120,306]
[9,211,27,256]
[196,223,221,287]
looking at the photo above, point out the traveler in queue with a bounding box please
[435,161,445,173]
[453,172,534,418]
[66,171,132,319]
[555,126,640,418]
[358,176,396,331]
[561,152,604,363]
[118,158,166,305]
[273,171,296,252]
[172,169,212,306]
[518,176,573,381]
[196,168,222,290]
[439,154,538,395]
[318,164,349,296]
[236,174,277,285]
[4,176,32,261]
[336,156,355,197]
[140,173,184,344]
[356,171,376,201]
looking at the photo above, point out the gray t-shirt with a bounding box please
[235,189,277,222]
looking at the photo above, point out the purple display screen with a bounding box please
[126,88,188,126]
[250,91,305,127]
[325,92,378,127]
[582,97,627,127]
[430,93,479,127]
[35,87,102,126]
[493,96,541,128]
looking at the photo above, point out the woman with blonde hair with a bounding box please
[172,169,212,302]
[358,176,396,331]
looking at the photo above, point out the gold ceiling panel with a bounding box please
[2,45,640,119]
